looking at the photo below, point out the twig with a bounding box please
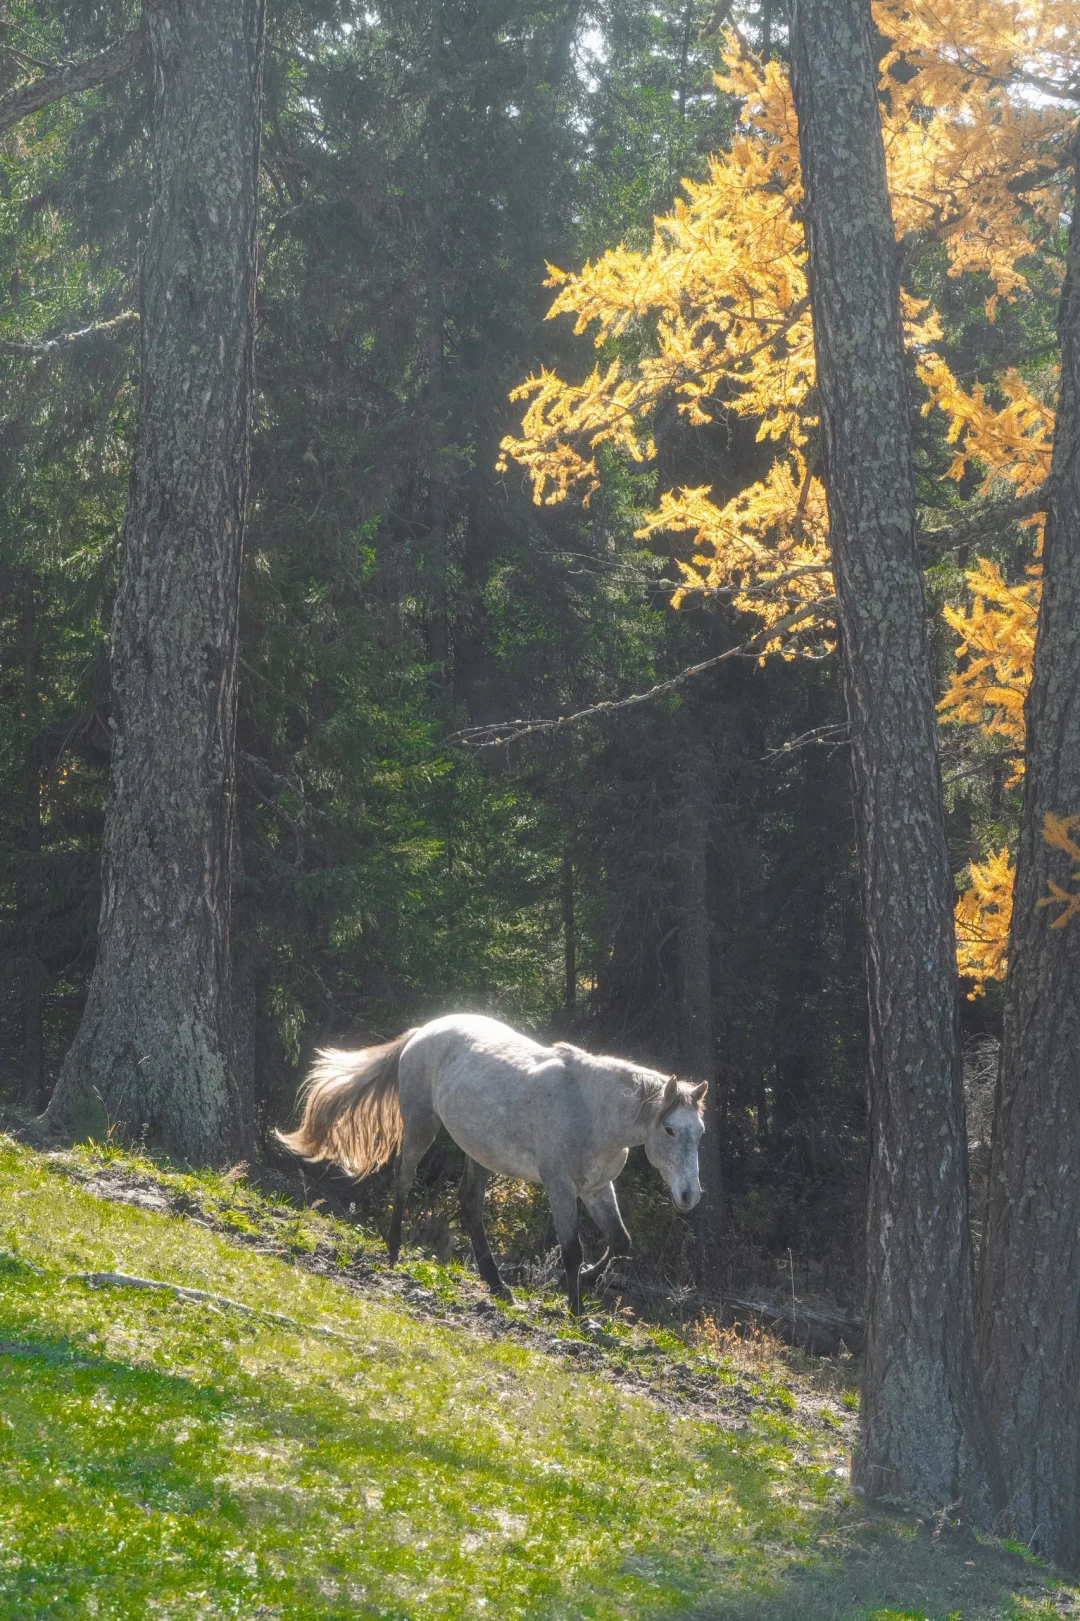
[448,598,837,747]
[762,723,850,761]
[66,1270,367,1351]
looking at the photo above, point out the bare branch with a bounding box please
[0,309,139,357]
[67,1271,365,1349]
[0,24,145,140]
[449,598,837,747]
[919,486,1048,557]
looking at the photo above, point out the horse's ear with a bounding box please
[662,1074,679,1103]
[689,1080,708,1108]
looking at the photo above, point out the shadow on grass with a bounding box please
[687,1512,1065,1621]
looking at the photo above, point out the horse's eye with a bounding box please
[664,1125,675,1137]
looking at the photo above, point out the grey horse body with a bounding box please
[280,1012,707,1314]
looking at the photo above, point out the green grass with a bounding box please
[0,1135,1074,1620]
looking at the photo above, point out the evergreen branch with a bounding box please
[0,25,145,139]
[919,487,1048,556]
[449,598,837,747]
[0,310,139,357]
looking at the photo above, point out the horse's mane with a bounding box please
[553,1041,704,1124]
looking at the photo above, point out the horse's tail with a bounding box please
[275,1030,416,1177]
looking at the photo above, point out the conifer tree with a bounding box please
[976,122,1080,1571]
[42,0,266,1162]
[788,0,985,1511]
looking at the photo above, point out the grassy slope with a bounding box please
[0,1135,1073,1621]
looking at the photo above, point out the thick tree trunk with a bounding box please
[976,129,1080,1571]
[789,0,986,1509]
[43,0,264,1164]
[676,787,724,1279]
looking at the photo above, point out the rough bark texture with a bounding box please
[18,571,44,1110]
[977,129,1080,1572]
[43,0,264,1164]
[789,0,985,1509]
[676,791,724,1279]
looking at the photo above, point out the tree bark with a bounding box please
[563,850,577,1013]
[976,127,1080,1571]
[676,786,724,1279]
[17,571,44,1110]
[789,0,986,1509]
[42,0,265,1164]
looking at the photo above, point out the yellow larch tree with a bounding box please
[498,0,1077,984]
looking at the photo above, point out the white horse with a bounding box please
[277,1012,707,1314]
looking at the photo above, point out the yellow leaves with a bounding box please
[875,0,1075,302]
[497,362,652,505]
[938,557,1039,778]
[637,455,834,656]
[500,9,1067,674]
[955,845,1014,996]
[919,356,1055,497]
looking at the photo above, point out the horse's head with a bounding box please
[642,1075,707,1211]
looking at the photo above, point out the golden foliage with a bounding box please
[956,846,1014,997]
[496,1,1077,959]
[939,558,1039,780]
[499,8,1067,662]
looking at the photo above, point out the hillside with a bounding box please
[0,1133,1072,1621]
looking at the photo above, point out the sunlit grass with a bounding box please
[0,1134,1074,1620]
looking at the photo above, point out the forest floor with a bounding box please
[0,1130,1075,1621]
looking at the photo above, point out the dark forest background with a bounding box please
[0,0,1016,1300]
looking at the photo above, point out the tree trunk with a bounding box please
[676,788,724,1279]
[976,126,1080,1571]
[14,570,44,1110]
[563,850,576,1013]
[789,0,986,1510]
[425,0,450,676]
[43,0,264,1164]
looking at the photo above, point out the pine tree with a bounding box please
[42,0,266,1162]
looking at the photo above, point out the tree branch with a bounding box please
[0,24,145,140]
[919,486,1048,558]
[0,309,139,357]
[448,598,837,747]
[67,1270,365,1350]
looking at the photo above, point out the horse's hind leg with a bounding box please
[543,1175,584,1316]
[459,1156,511,1301]
[387,1109,439,1267]
[579,1183,631,1295]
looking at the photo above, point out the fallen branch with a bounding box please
[0,25,145,139]
[66,1270,366,1351]
[0,309,139,358]
[448,598,837,747]
[721,1293,863,1355]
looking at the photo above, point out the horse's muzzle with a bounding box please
[672,1184,701,1211]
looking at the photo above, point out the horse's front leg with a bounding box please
[579,1183,631,1295]
[459,1156,512,1301]
[543,1176,584,1316]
